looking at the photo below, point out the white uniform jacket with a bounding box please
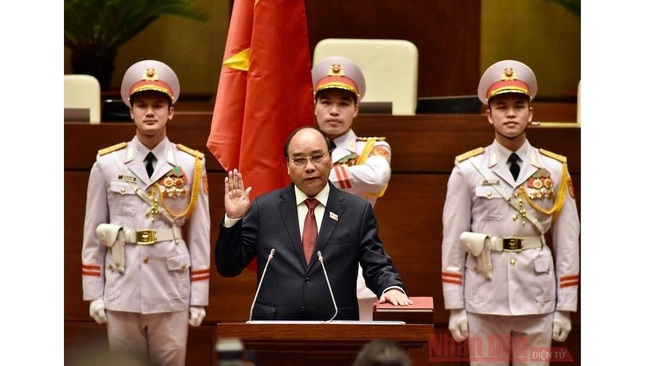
[81,136,211,314]
[441,140,580,316]
[329,129,392,302]
[329,129,391,208]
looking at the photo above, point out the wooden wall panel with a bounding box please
[226,0,481,97]
[305,0,482,98]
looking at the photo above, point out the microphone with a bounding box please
[317,251,338,322]
[248,248,275,322]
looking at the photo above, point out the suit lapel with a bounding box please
[277,186,305,268]
[518,149,542,183]
[315,183,344,259]
[124,143,150,183]
[149,144,177,183]
[125,140,177,186]
[493,164,517,187]
[486,147,516,188]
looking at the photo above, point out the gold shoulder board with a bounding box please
[357,136,386,141]
[539,148,567,163]
[177,144,205,159]
[455,147,485,162]
[98,142,127,156]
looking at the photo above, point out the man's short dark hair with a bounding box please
[129,90,173,108]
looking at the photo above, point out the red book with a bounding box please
[374,296,434,313]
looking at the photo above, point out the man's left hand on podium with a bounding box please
[379,289,413,306]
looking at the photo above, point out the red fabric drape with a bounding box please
[207,0,314,271]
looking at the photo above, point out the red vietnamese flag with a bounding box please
[207,0,314,270]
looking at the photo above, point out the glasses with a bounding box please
[289,154,328,167]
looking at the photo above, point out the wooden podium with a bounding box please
[216,321,433,365]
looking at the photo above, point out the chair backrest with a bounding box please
[313,38,419,115]
[64,74,101,123]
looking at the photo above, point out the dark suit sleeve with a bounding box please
[215,201,260,277]
[357,201,406,295]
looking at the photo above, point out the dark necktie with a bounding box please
[508,153,520,180]
[145,152,155,178]
[302,198,319,264]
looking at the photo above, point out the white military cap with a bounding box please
[477,60,537,105]
[312,56,366,101]
[120,60,180,107]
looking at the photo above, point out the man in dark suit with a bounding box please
[216,126,412,320]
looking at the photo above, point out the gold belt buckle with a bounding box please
[136,230,156,245]
[502,238,522,252]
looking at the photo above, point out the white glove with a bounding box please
[89,298,107,324]
[448,309,469,342]
[552,311,572,342]
[188,306,206,327]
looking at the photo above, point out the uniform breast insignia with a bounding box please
[481,180,500,186]
[455,147,485,162]
[519,163,570,222]
[98,142,127,156]
[153,144,203,220]
[525,168,554,200]
[158,166,189,198]
[118,175,137,183]
[534,148,570,221]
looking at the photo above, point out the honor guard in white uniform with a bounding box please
[81,60,211,366]
[441,60,580,365]
[312,56,392,320]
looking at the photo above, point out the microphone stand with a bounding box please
[317,251,338,322]
[248,248,275,322]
